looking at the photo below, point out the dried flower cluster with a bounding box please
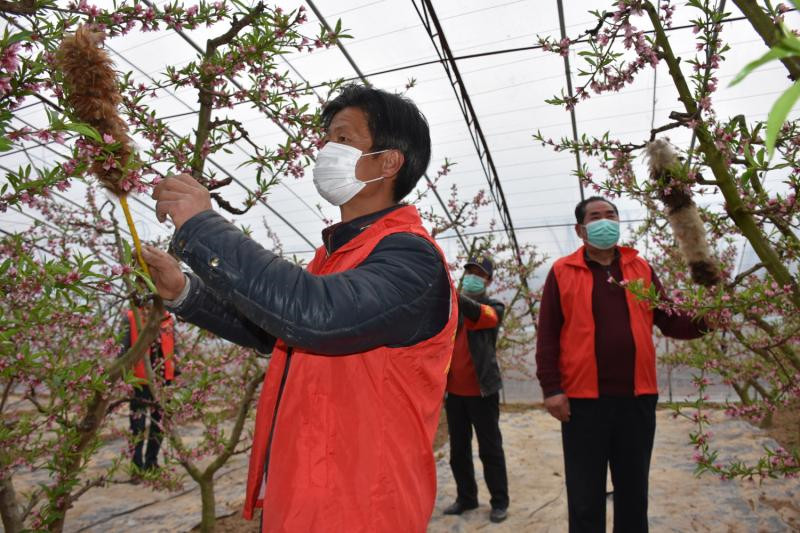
[646,139,720,287]
[56,26,134,195]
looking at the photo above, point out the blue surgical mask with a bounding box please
[584,219,620,249]
[462,273,486,294]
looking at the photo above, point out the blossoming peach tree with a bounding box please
[0,1,347,531]
[535,0,799,479]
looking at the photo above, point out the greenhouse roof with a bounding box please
[3,0,797,283]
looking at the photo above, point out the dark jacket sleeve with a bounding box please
[651,270,708,340]
[535,268,564,398]
[462,293,505,395]
[170,273,278,354]
[459,293,503,328]
[169,210,450,356]
[458,293,482,322]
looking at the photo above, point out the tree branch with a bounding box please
[0,478,22,533]
[642,0,800,311]
[191,3,266,179]
[0,0,35,15]
[732,0,800,81]
[204,367,264,476]
[0,378,14,414]
[726,262,764,288]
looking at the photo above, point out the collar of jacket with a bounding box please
[321,204,405,255]
[563,245,640,269]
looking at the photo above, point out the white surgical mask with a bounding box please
[312,142,388,206]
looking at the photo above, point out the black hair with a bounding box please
[321,84,431,201]
[574,196,619,224]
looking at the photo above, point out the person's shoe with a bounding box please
[489,508,508,523]
[443,501,478,515]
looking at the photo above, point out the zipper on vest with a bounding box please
[262,347,293,488]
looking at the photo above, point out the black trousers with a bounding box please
[445,392,509,510]
[561,395,658,533]
[130,385,163,469]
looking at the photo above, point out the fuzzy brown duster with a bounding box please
[646,139,721,287]
[56,26,133,195]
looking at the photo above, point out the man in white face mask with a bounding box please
[141,85,457,533]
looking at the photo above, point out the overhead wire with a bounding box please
[146,11,780,126]
[435,218,648,240]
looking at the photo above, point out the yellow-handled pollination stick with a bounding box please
[55,26,151,279]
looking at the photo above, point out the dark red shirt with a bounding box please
[535,250,706,398]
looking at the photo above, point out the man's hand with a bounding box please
[544,393,570,422]
[141,245,186,300]
[152,173,212,230]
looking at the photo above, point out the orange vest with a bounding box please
[553,246,657,398]
[127,309,175,381]
[243,206,458,533]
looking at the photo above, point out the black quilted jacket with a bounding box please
[166,205,451,356]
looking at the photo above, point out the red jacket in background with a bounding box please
[126,309,175,381]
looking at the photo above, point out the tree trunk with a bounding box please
[0,478,22,533]
[198,475,216,533]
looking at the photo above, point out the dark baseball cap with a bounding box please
[465,256,493,278]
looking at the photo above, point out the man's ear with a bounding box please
[381,149,404,179]
[574,223,584,240]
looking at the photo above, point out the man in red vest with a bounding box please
[535,196,708,533]
[122,307,176,472]
[141,85,457,532]
[443,257,509,523]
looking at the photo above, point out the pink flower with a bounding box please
[558,37,570,57]
[1,42,21,73]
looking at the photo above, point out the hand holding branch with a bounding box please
[152,173,213,230]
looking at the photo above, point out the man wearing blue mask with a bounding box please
[535,196,708,533]
[140,84,457,532]
[443,257,509,524]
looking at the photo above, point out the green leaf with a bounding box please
[6,30,31,45]
[780,33,800,54]
[136,271,157,295]
[0,136,13,152]
[740,168,756,188]
[0,258,11,276]
[61,122,102,143]
[729,44,799,87]
[121,239,133,264]
[766,79,800,159]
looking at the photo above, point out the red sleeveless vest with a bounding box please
[243,206,458,533]
[127,309,175,381]
[552,246,657,398]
